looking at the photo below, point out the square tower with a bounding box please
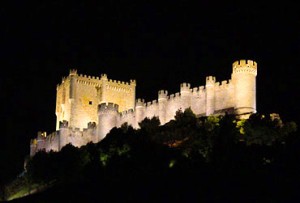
[55,70,136,130]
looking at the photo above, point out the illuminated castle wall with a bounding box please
[30,59,257,156]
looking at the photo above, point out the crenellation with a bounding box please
[31,59,258,156]
[180,82,191,88]
[146,101,152,107]
[136,98,145,107]
[69,69,77,76]
[99,102,119,112]
[192,86,205,96]
[158,90,168,100]
[180,82,191,96]
[192,87,198,92]
[233,59,257,67]
[233,59,257,76]
[206,76,216,86]
[121,109,134,116]
[218,80,229,89]
[168,94,173,99]
[130,79,136,85]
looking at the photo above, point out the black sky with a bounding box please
[1,1,300,167]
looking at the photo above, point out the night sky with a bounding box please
[1,1,300,170]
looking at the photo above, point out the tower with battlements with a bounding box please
[232,60,257,118]
[30,59,257,156]
[55,70,136,131]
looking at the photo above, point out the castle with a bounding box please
[30,59,257,156]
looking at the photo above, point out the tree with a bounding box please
[26,150,57,184]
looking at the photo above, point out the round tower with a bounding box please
[97,102,119,141]
[231,59,257,118]
[158,90,168,125]
[135,98,145,128]
[180,82,191,110]
[205,76,216,116]
[58,120,70,150]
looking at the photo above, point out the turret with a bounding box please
[97,102,119,141]
[231,59,257,118]
[135,98,145,127]
[58,120,70,150]
[205,76,216,115]
[180,83,191,110]
[158,90,168,125]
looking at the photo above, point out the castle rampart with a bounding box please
[30,59,257,156]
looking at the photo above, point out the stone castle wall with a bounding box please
[110,77,235,130]
[30,59,257,156]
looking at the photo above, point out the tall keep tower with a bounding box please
[231,59,257,118]
[55,70,136,130]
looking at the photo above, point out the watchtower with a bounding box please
[231,59,257,118]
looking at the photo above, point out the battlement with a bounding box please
[180,82,191,88]
[233,59,257,68]
[168,92,181,100]
[215,80,232,90]
[98,102,119,112]
[78,74,100,80]
[158,90,168,100]
[146,100,158,107]
[191,87,204,95]
[233,59,257,75]
[180,82,191,94]
[77,78,100,86]
[192,87,198,92]
[130,79,136,85]
[106,78,135,86]
[136,98,145,107]
[120,109,134,117]
[69,69,78,76]
[206,76,216,86]
[87,122,97,129]
[100,73,108,80]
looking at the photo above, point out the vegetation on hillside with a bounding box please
[3,109,299,202]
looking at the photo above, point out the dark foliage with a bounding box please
[9,111,300,202]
